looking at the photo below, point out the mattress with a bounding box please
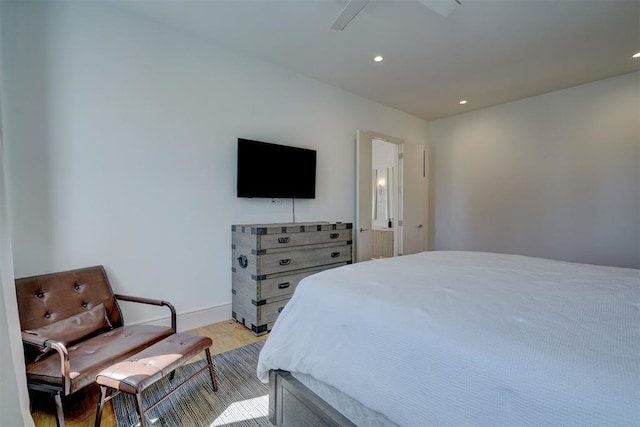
[257,251,640,426]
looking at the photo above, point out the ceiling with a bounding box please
[112,0,640,121]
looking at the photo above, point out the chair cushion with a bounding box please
[25,324,174,394]
[23,303,112,362]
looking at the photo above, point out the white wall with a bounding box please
[1,1,428,327]
[429,72,640,269]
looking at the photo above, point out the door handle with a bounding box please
[417,224,423,228]
[237,255,248,268]
[359,227,369,232]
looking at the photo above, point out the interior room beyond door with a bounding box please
[355,130,428,263]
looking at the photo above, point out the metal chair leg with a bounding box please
[94,386,108,427]
[53,391,65,427]
[205,348,218,392]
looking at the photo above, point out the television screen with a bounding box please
[237,138,317,199]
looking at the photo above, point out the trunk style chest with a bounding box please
[231,222,353,335]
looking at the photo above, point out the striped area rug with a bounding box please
[113,340,270,427]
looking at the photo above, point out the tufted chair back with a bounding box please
[15,265,124,331]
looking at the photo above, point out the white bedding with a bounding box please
[257,251,640,426]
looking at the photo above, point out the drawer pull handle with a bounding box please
[278,237,290,244]
[278,306,285,313]
[329,233,339,239]
[279,259,291,266]
[237,255,248,268]
[278,282,290,289]
[331,252,340,258]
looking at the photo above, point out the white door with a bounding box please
[399,142,428,255]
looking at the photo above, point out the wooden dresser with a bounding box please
[231,222,352,335]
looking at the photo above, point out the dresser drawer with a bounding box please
[232,223,352,252]
[259,244,351,274]
[234,243,351,276]
[232,263,349,305]
[259,228,351,250]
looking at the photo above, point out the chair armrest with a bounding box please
[22,330,48,348]
[21,332,72,395]
[114,294,177,332]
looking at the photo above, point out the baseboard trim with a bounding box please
[134,303,232,332]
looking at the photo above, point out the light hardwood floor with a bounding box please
[30,320,268,427]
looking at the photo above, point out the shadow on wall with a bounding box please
[3,1,56,275]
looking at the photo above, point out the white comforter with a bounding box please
[256,251,640,426]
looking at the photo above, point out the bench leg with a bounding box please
[94,386,110,427]
[136,392,148,427]
[205,348,218,392]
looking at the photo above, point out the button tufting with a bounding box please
[44,312,51,319]
[37,292,44,299]
[82,302,88,308]
[74,283,81,290]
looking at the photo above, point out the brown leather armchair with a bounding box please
[15,265,176,427]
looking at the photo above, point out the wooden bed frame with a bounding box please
[268,370,356,426]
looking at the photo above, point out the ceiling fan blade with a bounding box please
[415,0,461,17]
[330,0,370,31]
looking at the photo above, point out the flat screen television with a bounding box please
[237,138,317,199]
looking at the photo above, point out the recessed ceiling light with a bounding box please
[374,55,383,62]
[633,52,640,58]
[459,100,467,105]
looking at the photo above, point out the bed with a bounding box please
[256,250,640,426]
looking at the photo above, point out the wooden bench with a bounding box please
[94,333,218,427]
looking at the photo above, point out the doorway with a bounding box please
[372,139,398,257]
[355,130,429,263]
